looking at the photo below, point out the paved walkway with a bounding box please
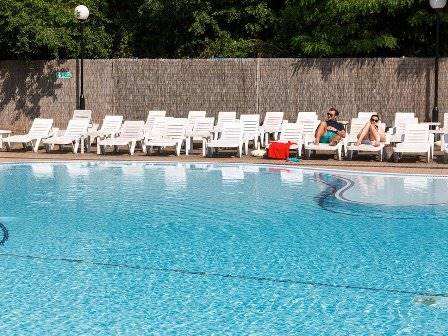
[0,149,447,175]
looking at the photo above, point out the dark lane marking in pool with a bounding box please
[0,222,8,246]
[1,252,447,298]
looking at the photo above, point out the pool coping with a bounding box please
[1,159,448,178]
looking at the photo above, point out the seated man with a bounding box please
[314,108,346,145]
[356,114,385,147]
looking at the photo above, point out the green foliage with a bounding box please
[0,0,447,59]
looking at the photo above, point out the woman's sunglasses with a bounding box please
[371,118,379,122]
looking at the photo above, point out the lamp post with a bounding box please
[75,5,90,110]
[430,0,446,122]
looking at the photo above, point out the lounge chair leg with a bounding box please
[73,141,79,154]
[130,141,136,155]
[393,152,399,163]
[33,138,41,153]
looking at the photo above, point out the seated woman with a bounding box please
[356,114,385,146]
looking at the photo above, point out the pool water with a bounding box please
[0,162,447,335]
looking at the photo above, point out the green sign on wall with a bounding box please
[56,71,72,79]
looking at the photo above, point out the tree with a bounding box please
[0,0,111,59]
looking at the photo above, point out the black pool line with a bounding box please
[0,222,8,246]
[0,252,447,299]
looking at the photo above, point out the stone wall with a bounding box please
[0,58,445,131]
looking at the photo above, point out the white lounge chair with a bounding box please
[144,118,187,156]
[304,135,344,160]
[205,121,243,157]
[146,110,166,124]
[213,112,237,138]
[357,112,376,120]
[97,120,145,155]
[267,123,304,157]
[344,118,389,161]
[299,119,320,145]
[186,117,215,155]
[260,112,284,147]
[187,111,207,128]
[88,115,123,144]
[4,118,53,152]
[42,119,89,153]
[296,112,317,123]
[388,113,419,143]
[240,114,260,154]
[393,124,432,162]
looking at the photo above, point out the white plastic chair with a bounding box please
[88,115,123,143]
[393,124,432,162]
[260,112,284,147]
[4,118,53,152]
[298,119,320,145]
[388,113,419,143]
[357,112,376,121]
[240,114,260,154]
[205,122,243,157]
[187,111,207,127]
[267,122,304,157]
[43,119,89,153]
[344,118,389,161]
[186,117,215,155]
[73,110,92,122]
[97,120,145,155]
[144,118,187,156]
[296,112,318,123]
[144,110,167,136]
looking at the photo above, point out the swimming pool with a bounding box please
[0,162,447,335]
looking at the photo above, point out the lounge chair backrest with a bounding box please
[219,122,242,141]
[28,118,54,137]
[279,123,303,143]
[357,112,375,121]
[262,112,284,131]
[119,121,145,139]
[393,112,416,127]
[403,124,429,144]
[240,114,260,137]
[164,119,187,140]
[192,117,215,135]
[299,120,320,139]
[73,110,92,122]
[394,117,418,135]
[296,112,317,122]
[64,119,90,137]
[348,118,386,142]
[347,118,368,142]
[443,112,448,130]
[145,116,169,139]
[146,110,166,125]
[187,111,207,125]
[217,112,236,126]
[99,115,123,133]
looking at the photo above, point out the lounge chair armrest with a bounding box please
[386,127,396,135]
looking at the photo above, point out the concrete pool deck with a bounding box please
[0,149,447,175]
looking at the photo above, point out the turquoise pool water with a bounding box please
[0,162,447,335]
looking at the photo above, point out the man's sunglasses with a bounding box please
[327,113,335,117]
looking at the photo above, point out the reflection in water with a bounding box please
[280,169,304,185]
[164,165,186,189]
[221,167,244,183]
[31,164,54,178]
[121,163,145,176]
[65,163,90,177]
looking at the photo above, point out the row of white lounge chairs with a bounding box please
[1,110,447,162]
